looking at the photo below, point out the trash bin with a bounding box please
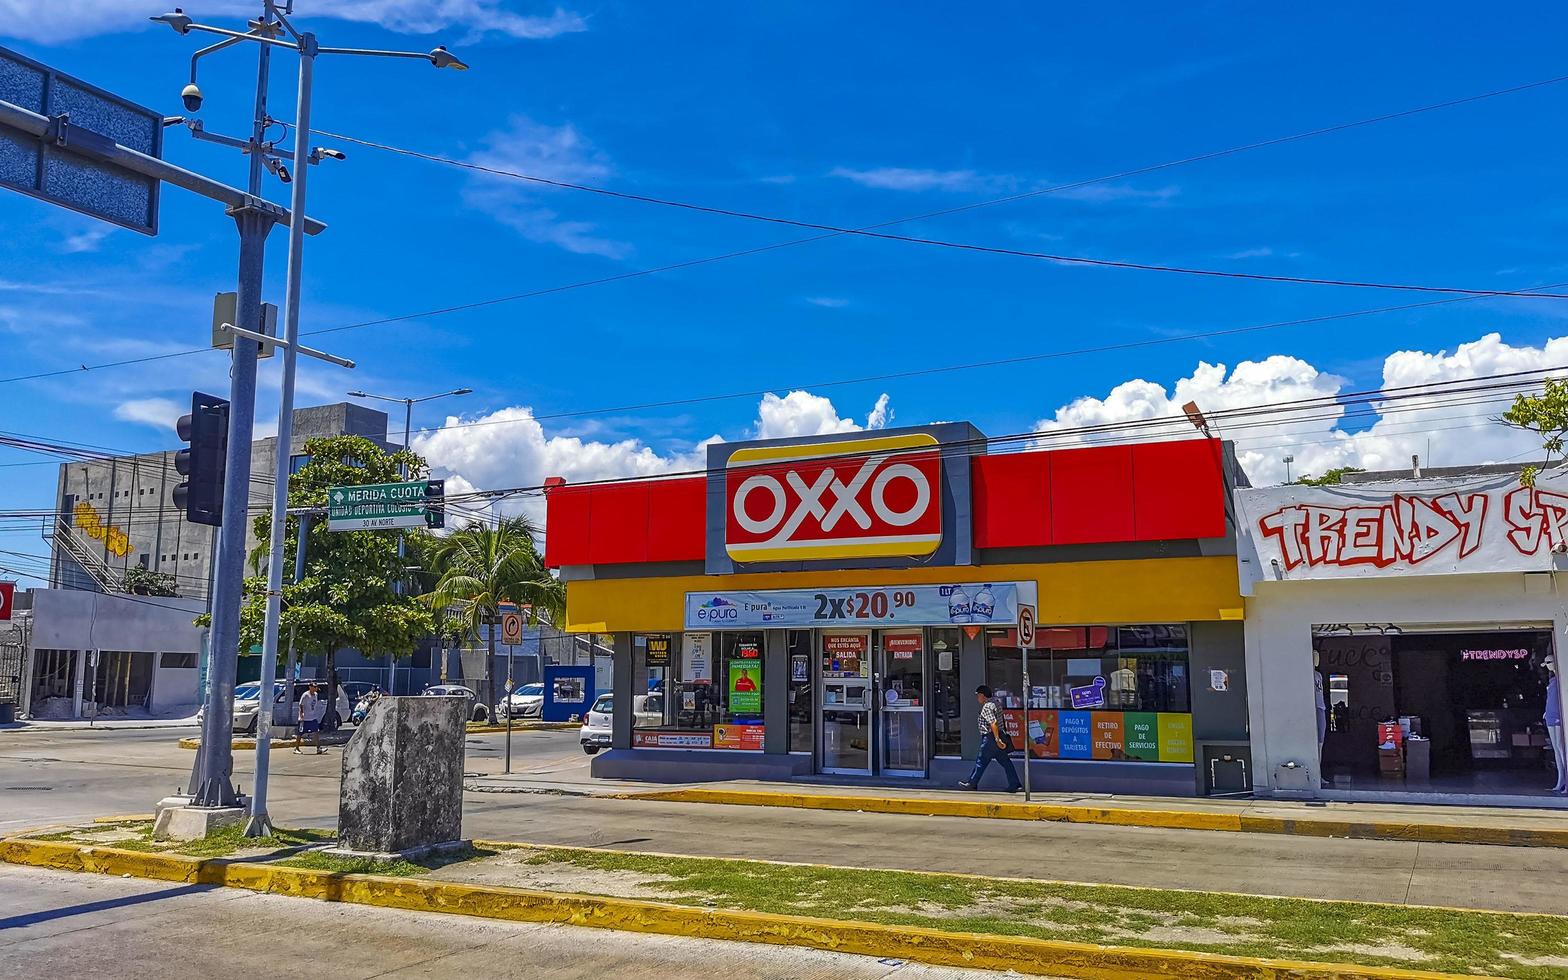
[0,703,15,725]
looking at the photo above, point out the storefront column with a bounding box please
[611,632,634,750]
[72,649,87,719]
[762,629,788,755]
[959,629,984,759]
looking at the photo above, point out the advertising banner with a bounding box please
[646,635,671,668]
[683,633,712,682]
[728,658,762,713]
[685,581,1036,630]
[713,723,764,750]
[1235,471,1568,591]
[1002,708,1191,763]
[633,731,712,748]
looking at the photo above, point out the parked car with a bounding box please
[495,682,545,721]
[198,682,351,735]
[422,683,490,723]
[579,693,663,754]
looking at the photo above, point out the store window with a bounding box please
[931,628,963,758]
[787,630,813,753]
[984,624,1193,763]
[632,631,764,750]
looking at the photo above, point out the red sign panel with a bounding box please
[823,634,868,656]
[0,581,13,621]
[884,633,923,659]
[724,433,942,562]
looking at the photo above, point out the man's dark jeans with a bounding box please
[966,731,1022,790]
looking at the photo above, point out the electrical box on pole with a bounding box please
[173,391,230,526]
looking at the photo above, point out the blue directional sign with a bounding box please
[0,45,161,234]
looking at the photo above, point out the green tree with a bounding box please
[420,515,563,713]
[1296,466,1365,487]
[233,435,435,718]
[1501,378,1568,487]
[122,565,179,597]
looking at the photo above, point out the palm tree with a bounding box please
[422,515,564,714]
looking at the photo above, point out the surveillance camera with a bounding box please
[318,148,346,161]
[275,163,291,184]
[180,83,203,113]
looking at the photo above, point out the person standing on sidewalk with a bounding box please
[294,683,324,755]
[959,685,1021,792]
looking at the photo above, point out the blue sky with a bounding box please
[5,2,1568,577]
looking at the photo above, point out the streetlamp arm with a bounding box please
[190,34,246,84]
[184,22,299,49]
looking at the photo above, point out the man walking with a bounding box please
[294,682,324,755]
[959,685,1021,792]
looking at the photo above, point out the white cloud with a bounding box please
[1225,247,1274,259]
[0,1,586,45]
[113,397,183,431]
[829,167,1010,194]
[754,390,890,439]
[805,296,848,308]
[1032,332,1568,486]
[58,225,113,255]
[461,115,629,258]
[413,390,893,526]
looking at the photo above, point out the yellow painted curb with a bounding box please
[0,837,1487,980]
[179,737,257,750]
[633,788,1568,849]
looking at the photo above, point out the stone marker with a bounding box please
[338,695,466,855]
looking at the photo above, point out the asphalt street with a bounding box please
[0,864,1029,980]
[5,727,1568,914]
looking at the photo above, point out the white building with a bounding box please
[1236,467,1568,807]
[17,588,206,719]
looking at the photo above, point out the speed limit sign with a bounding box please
[1017,603,1036,648]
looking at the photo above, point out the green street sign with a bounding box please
[327,480,431,532]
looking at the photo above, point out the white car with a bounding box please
[579,693,663,754]
[495,682,544,721]
[422,684,490,723]
[198,682,351,735]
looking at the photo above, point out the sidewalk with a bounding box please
[467,769,1568,846]
[3,712,201,732]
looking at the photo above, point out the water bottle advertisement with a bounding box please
[684,581,1036,630]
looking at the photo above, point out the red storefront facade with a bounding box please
[546,424,1250,795]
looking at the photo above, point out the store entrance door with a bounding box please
[818,630,929,777]
[878,631,927,776]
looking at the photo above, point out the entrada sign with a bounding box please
[723,432,942,563]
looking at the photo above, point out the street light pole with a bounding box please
[246,30,317,837]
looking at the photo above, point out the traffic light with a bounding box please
[424,479,445,529]
[173,392,229,526]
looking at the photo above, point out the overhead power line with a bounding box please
[6,72,1566,389]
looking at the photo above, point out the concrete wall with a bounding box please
[30,589,204,653]
[1243,571,1564,796]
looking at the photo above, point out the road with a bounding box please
[0,864,1025,979]
[5,727,1568,914]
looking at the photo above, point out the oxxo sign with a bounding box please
[0,581,13,621]
[723,433,942,563]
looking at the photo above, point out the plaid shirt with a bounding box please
[978,699,1001,735]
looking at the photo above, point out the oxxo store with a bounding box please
[546,424,1252,795]
[1235,471,1568,806]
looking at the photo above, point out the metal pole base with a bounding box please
[192,776,240,809]
[242,812,274,838]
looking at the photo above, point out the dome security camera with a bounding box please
[181,82,203,113]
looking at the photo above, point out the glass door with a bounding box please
[878,630,928,776]
[820,632,872,774]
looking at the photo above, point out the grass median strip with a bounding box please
[460,845,1568,979]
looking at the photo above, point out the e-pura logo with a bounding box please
[723,432,942,562]
[694,596,739,622]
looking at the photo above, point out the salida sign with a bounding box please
[722,432,942,563]
[1238,474,1568,583]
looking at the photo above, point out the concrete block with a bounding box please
[153,805,245,841]
[339,696,466,854]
